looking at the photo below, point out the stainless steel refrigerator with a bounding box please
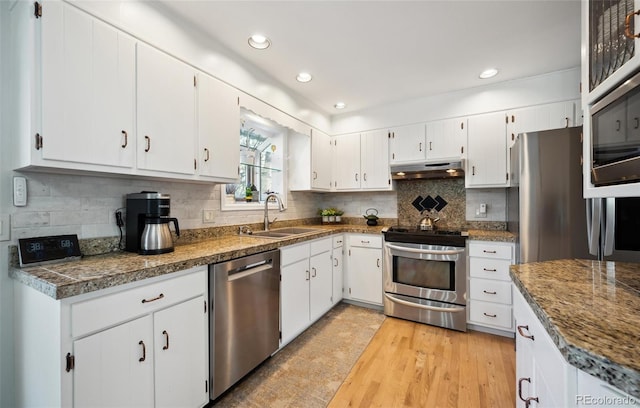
[507,127,640,264]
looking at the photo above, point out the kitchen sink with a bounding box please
[245,227,323,239]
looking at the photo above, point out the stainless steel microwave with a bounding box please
[591,70,640,186]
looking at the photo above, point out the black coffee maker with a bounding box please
[126,192,180,254]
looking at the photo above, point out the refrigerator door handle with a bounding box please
[586,198,601,257]
[603,198,616,257]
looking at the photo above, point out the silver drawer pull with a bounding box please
[483,250,497,254]
[517,325,535,341]
[483,268,497,272]
[483,290,497,295]
[483,312,497,318]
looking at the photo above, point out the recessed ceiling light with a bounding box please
[296,72,312,83]
[334,102,346,109]
[248,34,270,49]
[479,68,499,79]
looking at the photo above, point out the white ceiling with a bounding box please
[155,0,582,116]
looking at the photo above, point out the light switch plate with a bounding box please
[0,214,10,241]
[203,209,215,223]
[13,176,27,206]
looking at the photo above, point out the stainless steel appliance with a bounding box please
[125,192,180,255]
[383,228,468,332]
[507,127,640,263]
[390,161,465,180]
[590,69,640,187]
[209,250,280,400]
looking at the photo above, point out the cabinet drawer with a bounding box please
[348,234,382,248]
[469,258,511,281]
[310,237,332,255]
[469,301,513,330]
[468,242,513,260]
[281,242,310,266]
[469,279,512,304]
[71,267,207,338]
[332,235,344,248]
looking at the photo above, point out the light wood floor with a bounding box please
[328,317,516,408]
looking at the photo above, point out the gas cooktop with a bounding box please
[382,226,469,246]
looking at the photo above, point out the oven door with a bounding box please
[383,241,466,305]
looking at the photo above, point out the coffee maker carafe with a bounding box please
[125,192,180,254]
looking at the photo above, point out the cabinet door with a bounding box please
[281,258,311,345]
[348,246,383,305]
[154,296,208,408]
[73,315,154,408]
[41,2,135,168]
[466,112,508,188]
[311,129,333,190]
[361,130,391,190]
[389,123,426,163]
[332,245,343,306]
[334,133,361,190]
[137,43,196,175]
[309,250,333,321]
[197,73,240,181]
[426,118,467,161]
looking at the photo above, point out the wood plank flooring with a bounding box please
[328,317,516,408]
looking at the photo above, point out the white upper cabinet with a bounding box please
[361,130,391,190]
[506,100,579,147]
[196,73,240,182]
[289,128,332,191]
[333,133,362,190]
[136,43,197,176]
[39,1,135,170]
[389,123,426,164]
[311,129,333,190]
[466,112,508,188]
[333,131,391,191]
[425,118,467,161]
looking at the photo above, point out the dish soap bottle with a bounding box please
[245,186,253,202]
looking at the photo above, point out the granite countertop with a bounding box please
[510,259,640,399]
[467,229,516,243]
[10,224,385,300]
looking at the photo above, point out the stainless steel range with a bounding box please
[382,227,468,332]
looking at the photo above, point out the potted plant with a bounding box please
[334,209,344,223]
[363,208,379,226]
[320,209,331,223]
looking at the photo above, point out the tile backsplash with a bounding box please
[396,178,466,230]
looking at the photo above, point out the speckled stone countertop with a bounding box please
[467,229,516,243]
[10,224,385,300]
[510,259,640,399]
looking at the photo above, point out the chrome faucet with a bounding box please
[264,193,285,231]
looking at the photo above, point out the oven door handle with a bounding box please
[384,293,466,313]
[385,243,465,256]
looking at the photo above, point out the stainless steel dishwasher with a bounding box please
[209,249,280,400]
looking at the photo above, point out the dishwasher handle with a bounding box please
[228,259,274,282]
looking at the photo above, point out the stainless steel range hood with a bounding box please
[390,161,465,180]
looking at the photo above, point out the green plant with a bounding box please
[321,209,331,216]
[334,209,344,216]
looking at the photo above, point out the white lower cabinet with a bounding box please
[332,235,344,306]
[13,267,209,408]
[345,234,383,306]
[514,284,638,407]
[514,285,576,408]
[467,241,515,334]
[280,237,333,346]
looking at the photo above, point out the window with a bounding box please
[221,108,286,210]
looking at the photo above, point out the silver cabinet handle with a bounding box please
[483,312,497,318]
[144,135,151,152]
[121,130,128,148]
[306,270,310,281]
[483,250,497,254]
[204,148,210,162]
[141,293,164,304]
[483,290,497,295]
[334,258,339,267]
[311,267,317,278]
[483,268,497,272]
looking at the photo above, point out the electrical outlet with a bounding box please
[476,203,488,218]
[203,209,216,223]
[0,214,10,241]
